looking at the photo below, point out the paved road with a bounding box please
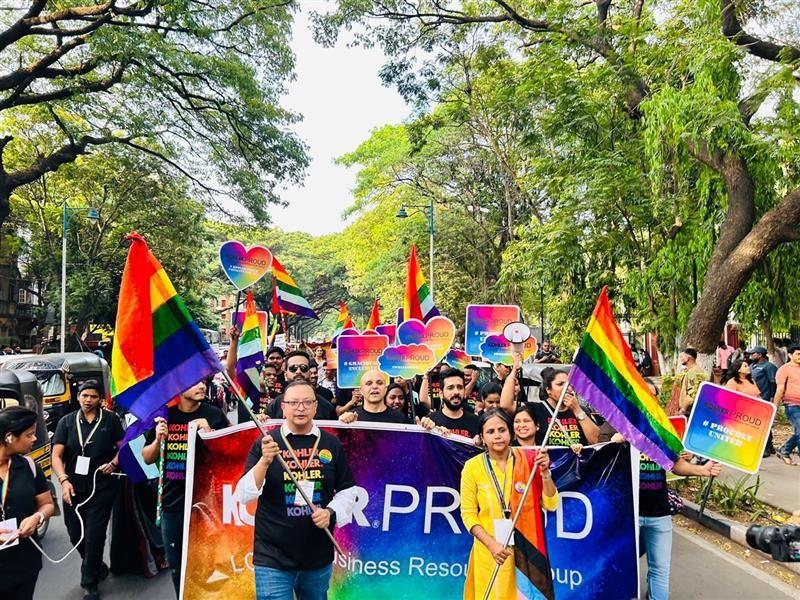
[717,453,800,513]
[32,515,797,599]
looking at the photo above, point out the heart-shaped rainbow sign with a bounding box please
[396,316,455,363]
[219,240,273,290]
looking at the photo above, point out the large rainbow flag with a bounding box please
[272,256,318,319]
[236,289,264,405]
[403,244,438,323]
[111,233,223,420]
[570,287,682,470]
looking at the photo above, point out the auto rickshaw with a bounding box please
[0,352,110,434]
[0,369,60,536]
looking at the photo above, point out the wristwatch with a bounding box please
[34,512,45,526]
[575,411,587,421]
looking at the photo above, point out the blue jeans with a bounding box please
[639,515,672,600]
[779,404,800,456]
[254,564,332,600]
[160,510,184,597]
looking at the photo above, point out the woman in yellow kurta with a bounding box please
[460,409,559,600]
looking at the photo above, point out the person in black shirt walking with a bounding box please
[236,380,357,600]
[421,369,480,438]
[339,369,408,425]
[52,380,124,600]
[0,407,55,600]
[142,381,229,596]
[265,351,336,420]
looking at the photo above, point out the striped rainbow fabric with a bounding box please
[333,301,355,337]
[236,290,264,405]
[403,244,438,323]
[272,256,318,319]
[570,287,682,470]
[110,233,223,420]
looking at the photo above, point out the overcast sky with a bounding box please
[269,4,410,235]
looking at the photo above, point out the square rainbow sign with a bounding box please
[336,334,390,389]
[683,382,776,473]
[464,304,520,356]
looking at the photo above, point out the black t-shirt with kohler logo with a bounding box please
[243,428,355,570]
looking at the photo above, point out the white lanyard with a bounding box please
[76,410,103,455]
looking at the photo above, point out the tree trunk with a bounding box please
[0,188,9,227]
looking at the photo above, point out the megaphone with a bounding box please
[502,322,531,354]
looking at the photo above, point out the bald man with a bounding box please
[338,369,408,424]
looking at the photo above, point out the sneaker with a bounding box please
[98,563,110,582]
[82,587,100,600]
[776,451,794,465]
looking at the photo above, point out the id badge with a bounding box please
[294,480,315,506]
[75,455,91,476]
[0,518,19,550]
[493,518,515,546]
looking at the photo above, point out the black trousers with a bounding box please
[0,573,38,600]
[63,480,119,589]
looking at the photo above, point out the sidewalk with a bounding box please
[717,454,800,513]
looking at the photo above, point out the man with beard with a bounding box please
[421,369,481,438]
[265,351,337,420]
[338,369,408,424]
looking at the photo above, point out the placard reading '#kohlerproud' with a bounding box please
[336,334,390,388]
[180,422,639,600]
[684,382,776,473]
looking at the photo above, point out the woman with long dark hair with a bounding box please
[460,409,558,599]
[0,406,55,600]
[513,405,539,447]
[722,360,761,397]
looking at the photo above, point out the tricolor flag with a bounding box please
[235,290,264,405]
[110,233,223,420]
[366,298,381,331]
[272,256,318,319]
[569,287,682,470]
[402,244,438,323]
[333,301,355,337]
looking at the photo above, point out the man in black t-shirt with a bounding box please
[421,369,480,438]
[236,380,357,600]
[265,351,337,420]
[339,369,408,425]
[142,381,229,596]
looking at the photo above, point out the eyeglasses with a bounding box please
[281,399,317,409]
[287,364,310,373]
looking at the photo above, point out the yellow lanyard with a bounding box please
[76,410,103,455]
[280,429,321,477]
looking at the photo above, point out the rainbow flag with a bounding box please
[333,301,355,337]
[366,298,381,331]
[570,287,682,470]
[236,290,264,405]
[267,316,280,348]
[111,233,223,420]
[272,256,318,319]
[403,244,438,323]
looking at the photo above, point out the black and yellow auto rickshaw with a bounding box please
[0,352,110,434]
[0,369,59,536]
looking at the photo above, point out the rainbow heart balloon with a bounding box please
[219,240,273,290]
[378,344,436,379]
[396,316,455,363]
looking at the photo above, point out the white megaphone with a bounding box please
[502,322,531,354]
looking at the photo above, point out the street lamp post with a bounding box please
[60,203,99,352]
[396,197,435,300]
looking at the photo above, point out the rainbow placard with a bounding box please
[378,343,436,379]
[375,324,397,345]
[683,382,776,473]
[464,304,520,356]
[478,333,538,365]
[219,240,273,290]
[232,310,268,352]
[332,327,360,348]
[396,316,455,363]
[444,349,472,370]
[337,334,390,389]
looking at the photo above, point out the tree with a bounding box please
[315,0,800,355]
[0,1,308,226]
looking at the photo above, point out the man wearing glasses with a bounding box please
[265,351,337,420]
[236,379,357,600]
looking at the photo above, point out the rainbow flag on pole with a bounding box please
[272,256,318,319]
[403,244,438,323]
[235,290,264,405]
[333,301,355,337]
[110,233,223,420]
[366,298,381,331]
[570,287,682,470]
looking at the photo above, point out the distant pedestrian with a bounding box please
[748,346,778,456]
[715,341,734,370]
[774,344,800,466]
[721,360,760,398]
[673,348,708,416]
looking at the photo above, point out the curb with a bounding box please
[679,498,800,575]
